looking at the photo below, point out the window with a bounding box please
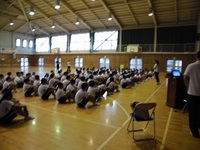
[20,57,29,67]
[16,38,21,47]
[99,57,110,69]
[94,31,118,51]
[23,40,27,48]
[75,57,83,68]
[70,33,90,51]
[36,37,50,52]
[29,40,33,48]
[38,57,44,66]
[166,60,182,72]
[52,35,67,52]
[130,58,142,70]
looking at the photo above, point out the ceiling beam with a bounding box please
[21,0,69,35]
[99,0,122,29]
[124,0,139,26]
[59,0,93,31]
[18,0,35,36]
[80,0,106,29]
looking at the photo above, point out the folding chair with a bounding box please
[127,102,156,141]
[181,99,188,113]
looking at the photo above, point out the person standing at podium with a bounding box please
[184,50,200,138]
[153,60,160,85]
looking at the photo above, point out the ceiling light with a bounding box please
[108,14,112,21]
[148,10,153,16]
[29,7,35,16]
[32,28,35,32]
[75,19,80,25]
[52,25,55,28]
[9,20,14,26]
[54,0,60,9]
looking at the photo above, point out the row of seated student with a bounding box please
[0,67,154,107]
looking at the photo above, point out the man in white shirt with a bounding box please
[184,51,200,138]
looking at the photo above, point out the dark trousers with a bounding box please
[77,97,90,108]
[187,94,200,136]
[154,72,160,83]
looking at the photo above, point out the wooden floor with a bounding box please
[0,67,200,150]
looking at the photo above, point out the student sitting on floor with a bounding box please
[33,75,40,96]
[38,78,56,100]
[2,77,18,93]
[75,82,99,108]
[14,72,24,88]
[23,78,37,97]
[87,80,101,102]
[107,77,120,94]
[0,91,34,125]
[66,79,78,100]
[56,82,73,104]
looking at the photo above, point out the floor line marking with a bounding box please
[97,118,130,150]
[23,102,118,129]
[145,81,165,103]
[160,108,173,149]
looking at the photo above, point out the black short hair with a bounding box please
[58,82,63,88]
[41,78,47,84]
[81,82,88,90]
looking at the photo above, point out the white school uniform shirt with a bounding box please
[0,78,5,86]
[98,84,107,90]
[0,100,14,118]
[2,81,10,90]
[60,75,66,82]
[120,78,127,85]
[108,82,116,89]
[23,83,32,93]
[38,84,49,97]
[75,89,88,104]
[87,86,99,97]
[14,76,22,84]
[49,78,57,87]
[33,80,40,87]
[66,84,76,92]
[78,81,86,89]
[56,88,65,100]
[62,79,70,88]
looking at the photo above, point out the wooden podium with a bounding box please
[166,76,187,108]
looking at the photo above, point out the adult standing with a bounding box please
[184,51,200,138]
[56,58,60,71]
[153,60,160,85]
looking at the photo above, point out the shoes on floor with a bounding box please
[25,116,35,120]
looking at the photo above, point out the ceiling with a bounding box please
[0,0,199,37]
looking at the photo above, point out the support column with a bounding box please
[196,11,200,51]
[153,26,157,52]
